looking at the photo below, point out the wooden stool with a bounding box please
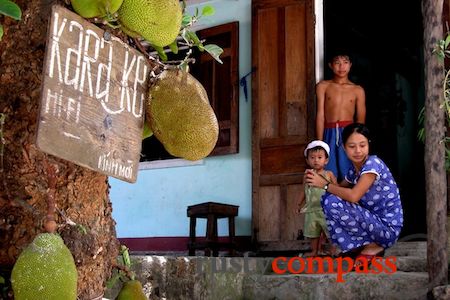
[187,202,239,256]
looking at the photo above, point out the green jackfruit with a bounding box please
[11,233,77,300]
[118,0,182,47]
[71,0,124,18]
[147,70,219,161]
[116,280,147,300]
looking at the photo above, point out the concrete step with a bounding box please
[396,255,427,272]
[242,272,429,300]
[268,255,426,274]
[295,241,427,258]
[104,242,430,300]
[268,241,428,274]
[385,241,427,257]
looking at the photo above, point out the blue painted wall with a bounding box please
[110,0,253,238]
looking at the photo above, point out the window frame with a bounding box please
[139,21,240,168]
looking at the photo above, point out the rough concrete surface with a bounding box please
[104,242,439,300]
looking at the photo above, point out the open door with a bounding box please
[252,0,316,251]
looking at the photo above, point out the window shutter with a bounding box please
[190,22,240,156]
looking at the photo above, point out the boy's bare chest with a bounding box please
[325,84,357,102]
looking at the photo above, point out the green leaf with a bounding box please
[106,272,121,289]
[76,224,88,235]
[181,28,188,43]
[416,106,425,143]
[182,14,192,27]
[445,34,450,49]
[201,5,215,16]
[121,245,131,268]
[179,61,189,72]
[204,44,224,64]
[417,127,425,143]
[116,254,125,266]
[0,0,21,20]
[0,275,4,284]
[0,25,3,41]
[153,44,168,61]
[417,106,425,123]
[186,30,201,46]
[142,121,153,140]
[169,40,179,54]
[120,271,132,282]
[445,147,450,171]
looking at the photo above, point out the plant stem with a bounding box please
[44,160,58,233]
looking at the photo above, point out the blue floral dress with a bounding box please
[321,155,403,252]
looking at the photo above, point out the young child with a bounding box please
[315,52,366,181]
[298,140,337,257]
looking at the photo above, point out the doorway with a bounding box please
[323,0,426,237]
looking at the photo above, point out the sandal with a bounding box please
[353,250,385,270]
[336,247,361,259]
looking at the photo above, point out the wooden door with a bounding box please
[251,0,316,251]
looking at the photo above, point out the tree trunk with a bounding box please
[422,0,448,287]
[0,0,119,299]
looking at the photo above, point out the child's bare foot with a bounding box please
[327,245,340,257]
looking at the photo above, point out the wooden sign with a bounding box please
[36,5,150,183]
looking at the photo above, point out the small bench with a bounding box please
[187,202,239,256]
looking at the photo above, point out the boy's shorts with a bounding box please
[303,210,329,238]
[323,121,353,181]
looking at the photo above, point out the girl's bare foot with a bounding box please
[359,243,384,256]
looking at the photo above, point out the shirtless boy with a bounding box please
[315,53,366,180]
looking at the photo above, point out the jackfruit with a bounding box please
[11,233,77,300]
[116,280,147,300]
[147,70,219,161]
[71,0,124,18]
[117,0,182,47]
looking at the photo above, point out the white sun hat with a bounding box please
[304,140,330,157]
